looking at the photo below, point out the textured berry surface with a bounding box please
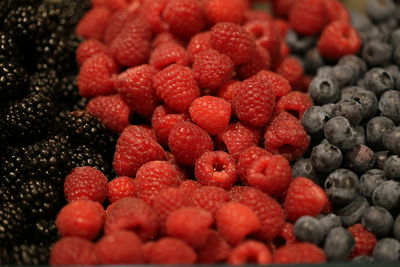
[249,70,292,97]
[50,237,98,266]
[289,0,327,36]
[205,0,248,25]
[107,177,137,203]
[274,243,326,264]
[237,146,272,184]
[348,223,377,258]
[191,186,229,215]
[148,238,197,264]
[228,241,272,265]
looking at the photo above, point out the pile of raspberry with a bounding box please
[50,0,364,265]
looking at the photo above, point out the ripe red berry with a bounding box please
[324,0,350,22]
[139,0,169,34]
[237,146,272,184]
[275,91,313,120]
[187,31,212,61]
[274,222,297,247]
[107,176,137,203]
[228,240,272,265]
[216,80,240,106]
[228,186,252,202]
[197,230,231,264]
[191,186,229,215]
[249,70,292,97]
[205,0,249,25]
[76,39,111,66]
[178,180,202,195]
[289,0,327,35]
[76,7,111,40]
[148,237,197,264]
[276,56,304,89]
[50,237,98,266]
[347,224,377,258]
[272,0,297,18]
[103,7,138,44]
[237,45,271,80]
[149,42,189,70]
[274,242,326,264]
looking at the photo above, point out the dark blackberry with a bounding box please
[0,202,27,245]
[69,144,112,178]
[3,5,41,41]
[0,60,28,100]
[58,74,87,110]
[0,32,21,62]
[31,219,58,244]
[29,70,60,98]
[8,243,49,265]
[0,146,28,190]
[0,186,16,203]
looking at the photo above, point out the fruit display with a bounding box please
[1,0,400,265]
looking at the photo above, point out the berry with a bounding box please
[289,0,327,36]
[364,68,395,96]
[359,169,386,199]
[76,6,111,40]
[384,155,400,181]
[237,45,271,80]
[366,0,396,23]
[286,30,317,56]
[205,0,248,25]
[0,202,26,245]
[348,224,377,258]
[310,143,343,174]
[191,186,229,215]
[179,180,202,195]
[324,116,359,151]
[366,116,395,150]
[187,31,212,61]
[275,91,313,120]
[361,206,393,238]
[148,237,197,264]
[7,244,49,265]
[50,237,97,266]
[76,39,110,66]
[372,238,400,262]
[330,64,357,88]
[291,159,318,183]
[331,99,363,126]
[197,230,231,264]
[276,57,304,89]
[274,243,326,264]
[372,180,400,212]
[341,86,378,121]
[294,216,325,245]
[336,196,369,227]
[324,169,359,205]
[237,146,272,184]
[249,70,291,97]
[149,42,189,70]
[0,60,28,100]
[318,213,342,235]
[68,145,111,178]
[345,145,376,174]
[107,177,137,203]
[379,90,400,123]
[308,76,340,105]
[394,214,400,241]
[228,240,272,265]
[323,227,355,261]
[324,0,350,22]
[103,7,138,44]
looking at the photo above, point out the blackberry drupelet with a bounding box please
[0,186,16,203]
[58,74,87,110]
[69,144,112,178]
[0,146,28,190]
[8,243,49,265]
[0,32,21,61]
[32,219,58,244]
[29,70,60,98]
[0,202,26,245]
[3,5,41,41]
[0,60,28,100]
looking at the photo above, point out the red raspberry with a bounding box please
[318,21,361,60]
[86,94,130,133]
[249,70,291,97]
[64,167,108,203]
[143,241,156,263]
[91,0,128,12]
[56,200,105,241]
[103,7,139,44]
[289,0,327,36]
[228,240,272,265]
[273,222,297,247]
[110,19,151,67]
[195,151,237,189]
[272,0,298,18]
[140,0,169,34]
[264,112,309,161]
[298,75,312,92]
[273,19,290,39]
[275,91,313,120]
[76,7,111,40]
[168,121,214,165]
[228,186,251,202]
[153,64,200,112]
[192,49,234,91]
[152,32,181,47]
[148,237,197,264]
[324,0,350,22]
[216,202,261,245]
[179,180,202,195]
[205,0,249,25]
[166,207,213,248]
[191,186,229,215]
[95,230,144,264]
[217,80,240,105]
[187,31,212,61]
[105,197,158,240]
[197,230,231,264]
[107,176,137,203]
[233,79,276,128]
[237,146,272,184]
[247,155,292,196]
[348,224,377,258]
[77,53,118,98]
[50,237,97,265]
[135,125,157,141]
[216,122,261,160]
[113,126,166,177]
[276,56,304,90]
[150,42,189,70]
[189,96,231,136]
[244,9,273,23]
[237,45,271,80]
[116,64,157,116]
[284,177,328,222]
[274,243,326,264]
[210,22,255,66]
[76,39,110,66]
[236,187,285,240]
[162,0,205,39]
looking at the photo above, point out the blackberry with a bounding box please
[58,74,87,110]
[0,202,26,245]
[0,186,16,203]
[29,70,60,98]
[0,145,28,190]
[0,32,21,61]
[3,5,41,41]
[69,144,112,177]
[8,243,49,265]
[31,219,58,243]
[0,60,28,100]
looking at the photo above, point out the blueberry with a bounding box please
[341,87,378,120]
[357,78,365,87]
[325,169,359,205]
[394,214,400,241]
[372,180,400,211]
[321,103,335,115]
[286,30,316,55]
[304,48,324,74]
[323,227,355,261]
[383,155,400,181]
[366,0,396,23]
[354,126,366,146]
[383,127,400,154]
[341,86,363,100]
[373,238,400,261]
[364,68,395,96]
[352,255,374,262]
[293,216,324,245]
[331,99,363,126]
[345,145,376,174]
[351,11,373,32]
[331,64,356,88]
[379,90,400,123]
[359,169,386,199]
[366,116,395,150]
[361,206,393,237]
[309,76,340,105]
[385,65,400,90]
[324,116,358,151]
[301,106,330,136]
[362,41,393,67]
[375,151,389,169]
[360,26,389,43]
[338,55,367,79]
[337,196,369,227]
[393,44,400,66]
[292,159,318,183]
[310,143,342,174]
[391,28,400,47]
[317,66,333,77]
[318,213,342,235]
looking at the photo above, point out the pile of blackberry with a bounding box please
[293,0,400,262]
[0,0,116,264]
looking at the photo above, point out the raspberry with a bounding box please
[116,64,158,116]
[237,146,272,184]
[272,0,297,18]
[195,151,237,189]
[264,112,309,161]
[192,49,234,91]
[153,64,200,112]
[50,237,97,266]
[273,222,297,247]
[166,207,213,248]
[162,0,205,39]
[247,155,292,196]
[216,202,261,245]
[143,241,156,262]
[317,21,361,61]
[110,18,151,67]
[205,0,249,25]
[276,56,304,89]
[217,80,240,105]
[236,187,285,240]
[64,167,108,203]
[76,7,111,40]
[244,10,273,23]
[86,94,130,133]
[92,0,128,11]
[324,0,350,22]
[210,22,255,66]
[107,177,137,203]
[275,91,313,120]
[273,19,290,39]
[283,177,328,222]
[228,186,252,202]
[77,53,118,98]
[249,70,292,97]
[148,237,197,264]
[168,121,214,165]
[197,230,231,263]
[273,243,326,264]
[105,197,158,241]
[179,180,202,195]
[216,122,261,160]
[152,32,181,47]
[191,186,229,215]
[347,224,377,258]
[140,0,169,34]
[237,45,271,80]
[149,42,189,70]
[56,200,105,241]
[289,0,327,36]
[95,231,144,264]
[76,39,111,66]
[113,126,166,177]
[233,79,276,128]
[135,125,158,141]
[104,7,138,44]
[187,31,212,61]
[228,241,272,265]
